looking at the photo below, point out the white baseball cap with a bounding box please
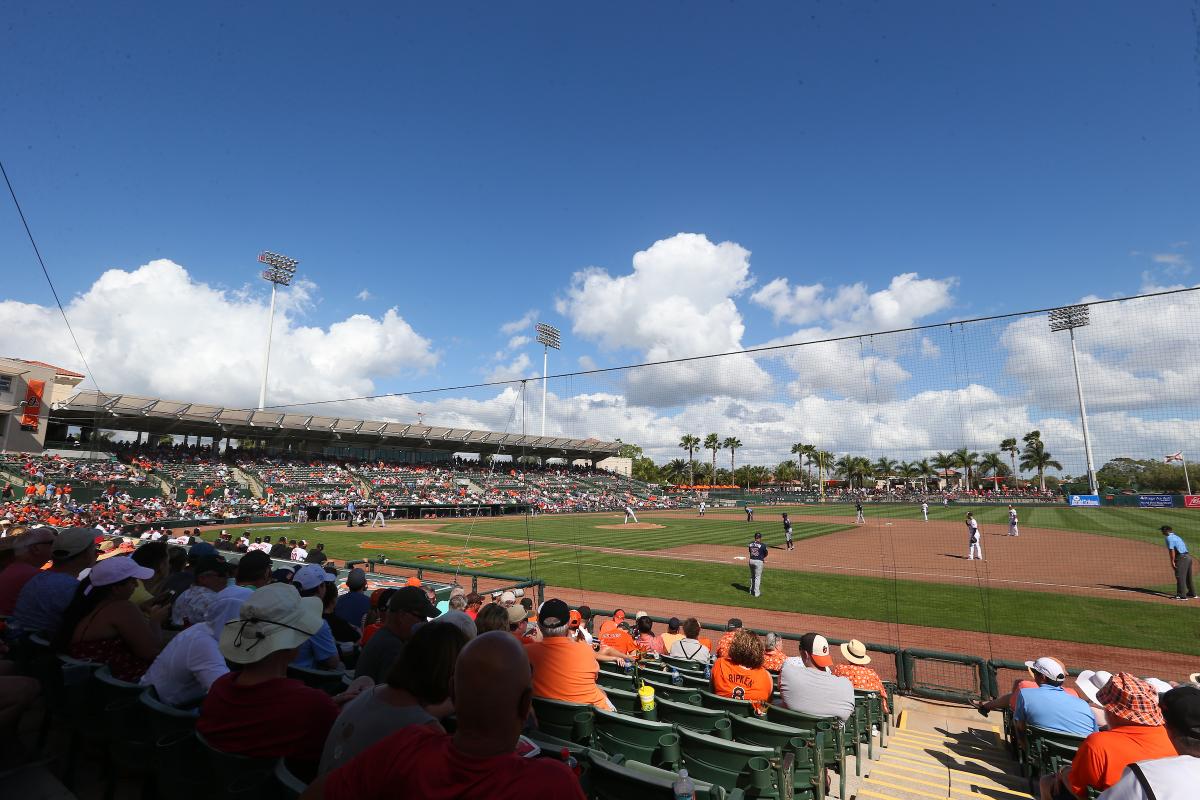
[293,564,335,591]
[87,556,154,591]
[1026,657,1067,683]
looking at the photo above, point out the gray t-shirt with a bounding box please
[778,658,855,721]
[668,638,711,662]
[318,686,436,774]
[354,627,405,684]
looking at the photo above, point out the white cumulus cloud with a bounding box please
[500,309,538,336]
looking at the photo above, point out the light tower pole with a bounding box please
[1049,304,1098,495]
[257,251,299,410]
[535,322,561,437]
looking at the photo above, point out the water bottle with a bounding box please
[673,768,696,799]
[670,667,683,686]
[703,662,711,681]
[624,659,635,676]
[560,747,581,777]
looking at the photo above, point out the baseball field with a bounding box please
[203,503,1200,661]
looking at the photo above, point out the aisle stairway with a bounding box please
[853,705,1032,800]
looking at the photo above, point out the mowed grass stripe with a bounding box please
[428,515,851,552]
[210,522,1200,656]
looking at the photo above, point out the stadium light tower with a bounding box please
[1049,304,1098,496]
[257,251,299,410]
[535,322,561,437]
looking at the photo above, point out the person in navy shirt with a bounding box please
[1161,525,1196,600]
[747,532,768,597]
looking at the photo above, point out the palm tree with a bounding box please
[663,458,690,484]
[774,460,799,483]
[916,459,935,492]
[723,437,743,477]
[978,452,1009,491]
[1020,437,1063,492]
[811,450,833,499]
[896,461,917,488]
[835,455,872,489]
[1000,437,1020,488]
[932,452,954,489]
[873,457,898,479]
[791,443,814,487]
[704,434,721,487]
[951,447,980,490]
[679,434,700,487]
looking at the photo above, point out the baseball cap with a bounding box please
[428,609,476,641]
[668,617,681,631]
[405,577,422,588]
[188,541,219,562]
[726,618,743,631]
[346,568,367,591]
[191,556,229,577]
[568,609,582,628]
[539,599,570,627]
[800,632,833,668]
[87,555,154,589]
[15,528,56,548]
[293,564,335,591]
[1161,685,1200,738]
[53,527,99,560]
[387,586,440,618]
[372,587,396,610]
[754,532,762,539]
[1025,657,1067,684]
[1161,525,1173,533]
[499,590,516,605]
[635,610,649,620]
[507,604,528,624]
[219,583,323,664]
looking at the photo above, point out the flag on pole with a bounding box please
[1165,452,1183,463]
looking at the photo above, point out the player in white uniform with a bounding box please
[1007,505,1019,537]
[966,512,982,560]
[624,504,638,524]
[373,506,387,527]
[698,501,706,517]
[921,501,928,521]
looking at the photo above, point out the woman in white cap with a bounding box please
[52,555,167,681]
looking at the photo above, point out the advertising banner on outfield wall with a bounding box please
[1184,496,1200,508]
[1068,494,1100,507]
[1137,494,1176,508]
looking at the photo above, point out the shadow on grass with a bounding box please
[1100,584,1174,598]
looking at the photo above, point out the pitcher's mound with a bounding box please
[595,523,665,530]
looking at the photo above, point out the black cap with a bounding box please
[538,598,570,627]
[1161,525,1173,533]
[668,617,681,631]
[754,532,762,539]
[727,618,742,630]
[388,585,440,618]
[1161,686,1200,738]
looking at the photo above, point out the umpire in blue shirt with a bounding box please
[1162,526,1196,600]
[748,532,768,597]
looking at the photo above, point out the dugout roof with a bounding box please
[52,390,621,461]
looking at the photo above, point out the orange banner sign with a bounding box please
[20,379,45,430]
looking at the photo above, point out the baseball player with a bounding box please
[921,501,928,521]
[372,506,387,527]
[855,499,865,524]
[782,513,794,550]
[698,501,706,517]
[1007,505,1019,537]
[623,504,638,524]
[747,532,768,596]
[966,512,982,560]
[745,505,754,522]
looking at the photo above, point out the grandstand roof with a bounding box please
[51,390,621,461]
[6,358,87,379]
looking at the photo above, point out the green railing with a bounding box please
[344,556,545,605]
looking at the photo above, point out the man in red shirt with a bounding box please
[303,631,586,800]
[0,528,55,616]
[198,583,340,780]
[715,618,743,658]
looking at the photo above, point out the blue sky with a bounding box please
[2,3,1199,467]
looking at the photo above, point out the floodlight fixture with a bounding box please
[1048,304,1097,495]
[535,322,562,438]
[256,250,300,410]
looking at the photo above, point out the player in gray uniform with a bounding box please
[782,513,794,550]
[1007,505,1019,537]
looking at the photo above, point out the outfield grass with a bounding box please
[730,503,1200,550]
[209,518,1200,656]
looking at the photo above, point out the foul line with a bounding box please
[535,559,685,578]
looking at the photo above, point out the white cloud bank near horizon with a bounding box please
[3,240,1198,475]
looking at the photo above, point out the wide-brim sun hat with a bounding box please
[1097,672,1165,726]
[1075,670,1113,707]
[840,639,871,665]
[219,583,323,664]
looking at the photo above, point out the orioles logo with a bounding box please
[732,687,745,700]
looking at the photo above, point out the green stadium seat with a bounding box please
[274,757,308,799]
[531,696,596,745]
[676,726,788,798]
[853,689,883,756]
[656,697,733,739]
[765,706,844,798]
[593,707,682,770]
[661,654,707,673]
[584,752,737,800]
[598,670,635,693]
[287,664,350,695]
[699,689,756,718]
[640,675,701,704]
[139,689,201,800]
[195,730,278,800]
[1024,724,1088,779]
[605,685,642,715]
[678,671,712,690]
[728,715,825,800]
